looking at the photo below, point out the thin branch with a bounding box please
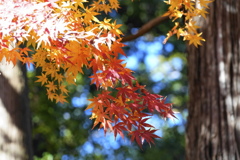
[121,15,169,42]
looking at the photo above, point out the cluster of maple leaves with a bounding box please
[0,0,212,147]
[163,0,213,47]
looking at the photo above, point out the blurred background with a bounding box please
[29,0,188,159]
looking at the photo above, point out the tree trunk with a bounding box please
[0,60,33,160]
[186,0,240,159]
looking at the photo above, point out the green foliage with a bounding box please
[29,69,91,158]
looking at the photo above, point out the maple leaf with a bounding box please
[65,74,76,85]
[130,129,161,149]
[160,108,177,121]
[116,86,138,102]
[113,122,128,139]
[110,21,123,38]
[47,89,56,101]
[139,118,154,128]
[59,84,69,95]
[111,40,126,56]
[55,94,68,103]
[45,81,57,92]
[109,0,120,10]
[163,0,213,47]
[186,33,205,47]
[89,55,104,73]
[184,1,195,12]
[198,0,213,8]
[185,21,199,34]
[91,107,111,129]
[54,73,64,84]
[196,8,209,19]
[114,95,125,107]
[103,4,112,14]
[36,73,48,86]
[89,73,105,88]
[22,57,33,68]
[19,47,32,56]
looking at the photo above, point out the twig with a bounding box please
[121,15,169,42]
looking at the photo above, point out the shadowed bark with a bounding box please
[0,60,33,160]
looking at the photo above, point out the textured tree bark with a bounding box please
[0,60,33,160]
[186,0,240,159]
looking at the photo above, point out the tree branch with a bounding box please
[121,15,169,42]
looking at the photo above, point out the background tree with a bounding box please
[186,0,240,159]
[0,61,32,159]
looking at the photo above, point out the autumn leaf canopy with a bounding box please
[0,0,212,147]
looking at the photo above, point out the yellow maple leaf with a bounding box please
[55,73,64,84]
[187,33,206,47]
[47,89,56,102]
[59,84,69,95]
[45,81,57,92]
[36,73,48,86]
[55,94,68,103]
[198,0,213,8]
[196,8,209,19]
[109,0,120,10]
